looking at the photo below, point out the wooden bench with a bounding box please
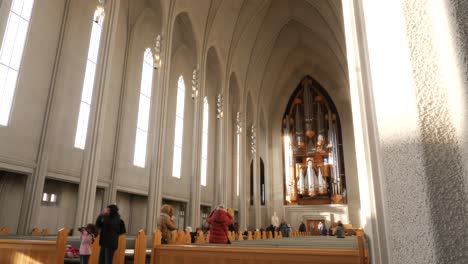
[0,228,8,235]
[0,228,68,264]
[149,230,366,264]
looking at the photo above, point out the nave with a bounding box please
[0,0,467,263]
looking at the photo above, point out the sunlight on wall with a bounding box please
[360,0,418,139]
[341,0,371,230]
[430,0,465,138]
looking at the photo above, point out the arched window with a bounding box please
[260,158,265,205]
[250,160,254,205]
[133,48,153,168]
[200,97,209,186]
[236,132,240,196]
[172,76,185,178]
[74,7,105,149]
[0,0,35,126]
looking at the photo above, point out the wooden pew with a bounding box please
[237,231,243,241]
[0,228,68,264]
[88,235,100,264]
[112,234,126,264]
[31,228,42,236]
[133,230,147,264]
[150,235,367,264]
[0,227,8,235]
[150,230,162,264]
[195,230,205,244]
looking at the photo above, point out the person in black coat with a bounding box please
[298,222,306,232]
[95,204,126,264]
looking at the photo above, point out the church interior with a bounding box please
[0,0,467,263]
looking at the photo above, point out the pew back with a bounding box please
[112,234,126,264]
[133,230,147,264]
[88,235,100,264]
[0,228,8,235]
[151,244,363,264]
[0,228,68,264]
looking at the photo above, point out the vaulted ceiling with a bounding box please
[133,0,349,122]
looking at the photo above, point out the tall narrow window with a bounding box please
[172,76,185,178]
[133,48,153,167]
[200,97,209,186]
[74,7,104,149]
[236,133,240,196]
[0,0,35,126]
[260,158,265,205]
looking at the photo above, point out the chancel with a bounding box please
[0,0,467,264]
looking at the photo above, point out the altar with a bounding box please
[284,204,349,231]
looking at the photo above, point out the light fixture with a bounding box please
[94,4,105,24]
[251,125,256,154]
[236,112,242,134]
[217,93,223,119]
[191,68,199,99]
[153,34,162,69]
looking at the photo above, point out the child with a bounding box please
[79,224,97,264]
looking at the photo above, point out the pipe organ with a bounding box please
[282,77,346,205]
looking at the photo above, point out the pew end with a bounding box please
[134,230,147,264]
[0,227,9,235]
[112,234,126,264]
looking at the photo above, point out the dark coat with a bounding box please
[207,209,233,244]
[95,214,126,249]
[299,223,306,232]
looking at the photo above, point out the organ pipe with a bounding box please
[316,98,325,149]
[294,100,305,148]
[317,166,326,195]
[282,77,345,205]
[297,166,305,195]
[303,83,315,139]
[306,159,316,197]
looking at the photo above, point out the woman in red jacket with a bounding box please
[207,205,233,244]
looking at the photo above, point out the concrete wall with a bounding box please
[36,179,78,234]
[0,172,27,234]
[0,0,64,171]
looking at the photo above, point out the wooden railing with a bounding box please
[0,228,68,264]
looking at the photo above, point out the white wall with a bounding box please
[0,0,64,171]
[114,7,160,192]
[161,46,195,200]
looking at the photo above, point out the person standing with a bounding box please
[298,222,306,232]
[95,204,126,264]
[335,221,345,238]
[157,204,177,244]
[78,224,97,264]
[207,205,233,244]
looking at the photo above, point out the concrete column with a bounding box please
[21,0,70,234]
[239,112,247,230]
[146,0,175,232]
[252,125,261,228]
[75,0,119,226]
[189,67,203,228]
